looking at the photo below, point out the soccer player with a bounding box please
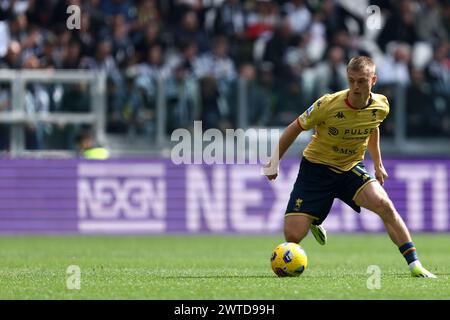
[264,56,436,278]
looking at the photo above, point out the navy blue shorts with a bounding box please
[285,157,377,225]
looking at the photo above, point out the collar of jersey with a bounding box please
[345,91,373,110]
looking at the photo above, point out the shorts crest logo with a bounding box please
[294,198,303,211]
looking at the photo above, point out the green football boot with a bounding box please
[410,263,437,278]
[310,224,327,245]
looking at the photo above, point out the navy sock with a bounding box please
[399,242,418,265]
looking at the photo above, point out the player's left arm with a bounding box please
[367,127,388,185]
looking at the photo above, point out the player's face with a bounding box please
[347,68,377,98]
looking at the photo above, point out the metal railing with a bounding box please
[0,69,449,157]
[0,69,106,157]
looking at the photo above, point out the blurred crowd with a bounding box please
[1,0,450,150]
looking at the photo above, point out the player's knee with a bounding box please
[285,232,303,244]
[284,227,306,244]
[284,216,312,244]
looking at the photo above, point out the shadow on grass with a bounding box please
[158,275,275,279]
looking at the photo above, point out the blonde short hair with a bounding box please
[347,56,376,74]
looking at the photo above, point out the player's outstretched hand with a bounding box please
[375,164,388,185]
[262,161,278,181]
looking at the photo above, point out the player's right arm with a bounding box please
[263,118,303,180]
[263,96,327,181]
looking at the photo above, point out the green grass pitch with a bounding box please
[0,234,449,299]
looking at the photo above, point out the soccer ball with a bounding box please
[270,242,308,277]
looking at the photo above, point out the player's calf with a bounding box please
[355,181,436,278]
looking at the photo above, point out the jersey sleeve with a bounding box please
[380,95,390,121]
[297,95,328,130]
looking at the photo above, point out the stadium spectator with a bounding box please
[80,39,123,89]
[0,41,22,68]
[76,10,96,57]
[328,30,371,63]
[406,68,435,136]
[273,75,305,126]
[134,21,166,63]
[424,41,450,97]
[253,61,283,126]
[377,42,412,86]
[200,76,230,130]
[106,76,129,134]
[0,83,11,150]
[170,41,199,76]
[121,43,172,136]
[80,39,116,72]
[313,46,348,97]
[165,61,199,132]
[0,0,24,19]
[442,1,450,34]
[133,0,160,31]
[282,0,312,35]
[8,13,28,45]
[214,0,249,64]
[38,35,59,69]
[194,35,237,83]
[229,63,271,127]
[193,34,236,116]
[321,0,365,40]
[82,0,108,33]
[61,39,82,69]
[245,0,279,40]
[415,0,449,45]
[100,0,133,19]
[283,33,311,77]
[173,10,210,53]
[176,0,203,12]
[262,17,296,79]
[214,0,246,39]
[137,43,172,80]
[377,0,419,51]
[1,0,450,150]
[424,41,450,136]
[0,84,10,112]
[305,11,327,64]
[163,39,200,112]
[21,53,49,150]
[111,14,135,68]
[122,71,156,137]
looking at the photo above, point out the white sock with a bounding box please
[408,260,422,271]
